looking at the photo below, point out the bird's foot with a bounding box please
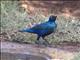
[35,40,39,44]
[43,40,52,47]
[43,41,49,46]
[35,40,46,45]
[35,40,43,45]
[35,40,52,47]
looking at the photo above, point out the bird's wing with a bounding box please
[30,22,57,35]
[31,22,51,30]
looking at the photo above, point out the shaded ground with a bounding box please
[1,41,80,60]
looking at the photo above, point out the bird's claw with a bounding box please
[43,41,50,46]
[35,40,39,44]
[35,40,51,47]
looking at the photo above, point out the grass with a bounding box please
[1,1,80,44]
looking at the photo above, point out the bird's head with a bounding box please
[48,15,57,22]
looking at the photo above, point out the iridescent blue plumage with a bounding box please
[19,15,57,44]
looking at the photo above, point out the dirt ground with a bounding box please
[1,41,80,60]
[20,1,80,17]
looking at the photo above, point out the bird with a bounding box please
[19,15,57,45]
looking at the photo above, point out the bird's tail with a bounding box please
[18,28,33,33]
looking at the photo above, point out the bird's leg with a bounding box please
[37,36,40,41]
[42,37,50,46]
[35,36,40,44]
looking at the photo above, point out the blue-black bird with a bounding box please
[19,15,57,44]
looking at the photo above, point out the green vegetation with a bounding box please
[1,1,80,44]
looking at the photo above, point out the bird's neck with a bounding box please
[48,21,55,23]
[48,20,56,22]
